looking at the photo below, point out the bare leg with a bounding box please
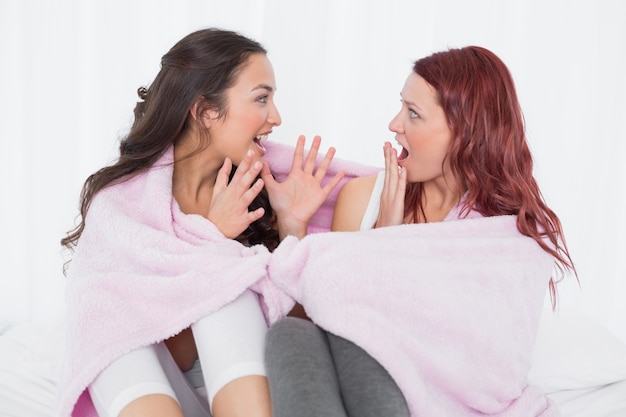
[118,394,184,417]
[212,375,272,417]
[88,344,201,417]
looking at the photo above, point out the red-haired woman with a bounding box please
[265,46,576,417]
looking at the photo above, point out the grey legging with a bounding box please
[265,317,410,417]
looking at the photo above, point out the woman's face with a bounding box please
[207,53,282,166]
[388,72,453,185]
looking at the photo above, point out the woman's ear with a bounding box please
[189,97,218,129]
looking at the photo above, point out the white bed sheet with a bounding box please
[1,314,626,417]
[0,321,59,417]
[548,380,626,417]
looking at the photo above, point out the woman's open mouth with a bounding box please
[254,134,268,154]
[397,144,409,163]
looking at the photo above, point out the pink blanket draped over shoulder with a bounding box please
[56,141,375,417]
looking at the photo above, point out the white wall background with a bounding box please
[1,0,624,342]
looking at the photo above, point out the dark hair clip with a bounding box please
[137,86,148,100]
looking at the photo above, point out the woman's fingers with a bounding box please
[239,177,265,208]
[322,170,346,195]
[290,135,306,173]
[207,152,266,238]
[383,142,394,194]
[228,156,264,208]
[384,142,402,195]
[230,150,263,193]
[302,135,321,175]
[245,206,266,223]
[396,164,407,201]
[377,141,406,227]
[292,135,339,185]
[313,145,336,183]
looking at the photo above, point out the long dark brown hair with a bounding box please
[404,46,576,302]
[61,28,279,265]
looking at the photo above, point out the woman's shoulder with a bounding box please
[331,174,381,232]
[342,174,380,193]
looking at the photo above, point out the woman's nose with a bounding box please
[269,103,282,126]
[388,112,402,133]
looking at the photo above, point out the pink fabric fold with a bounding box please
[268,216,559,417]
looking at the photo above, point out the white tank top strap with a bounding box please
[359,171,385,231]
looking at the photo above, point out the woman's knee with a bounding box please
[265,317,334,372]
[268,316,319,341]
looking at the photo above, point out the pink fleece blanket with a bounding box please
[56,141,376,417]
[268,217,559,416]
[57,141,557,417]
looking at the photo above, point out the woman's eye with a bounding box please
[257,95,268,104]
[409,109,420,118]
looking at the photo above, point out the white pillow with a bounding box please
[528,308,626,393]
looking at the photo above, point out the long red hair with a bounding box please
[405,46,575,303]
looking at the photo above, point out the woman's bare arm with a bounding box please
[331,175,377,232]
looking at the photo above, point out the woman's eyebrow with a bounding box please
[251,84,274,92]
[400,94,423,111]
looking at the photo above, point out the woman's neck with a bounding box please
[417,180,461,223]
[172,141,222,217]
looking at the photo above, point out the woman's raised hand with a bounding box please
[376,141,407,228]
[262,135,345,239]
[207,150,266,239]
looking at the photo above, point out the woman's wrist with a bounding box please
[277,217,308,240]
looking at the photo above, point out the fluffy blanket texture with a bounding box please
[269,216,559,416]
[56,141,375,416]
[57,141,557,417]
